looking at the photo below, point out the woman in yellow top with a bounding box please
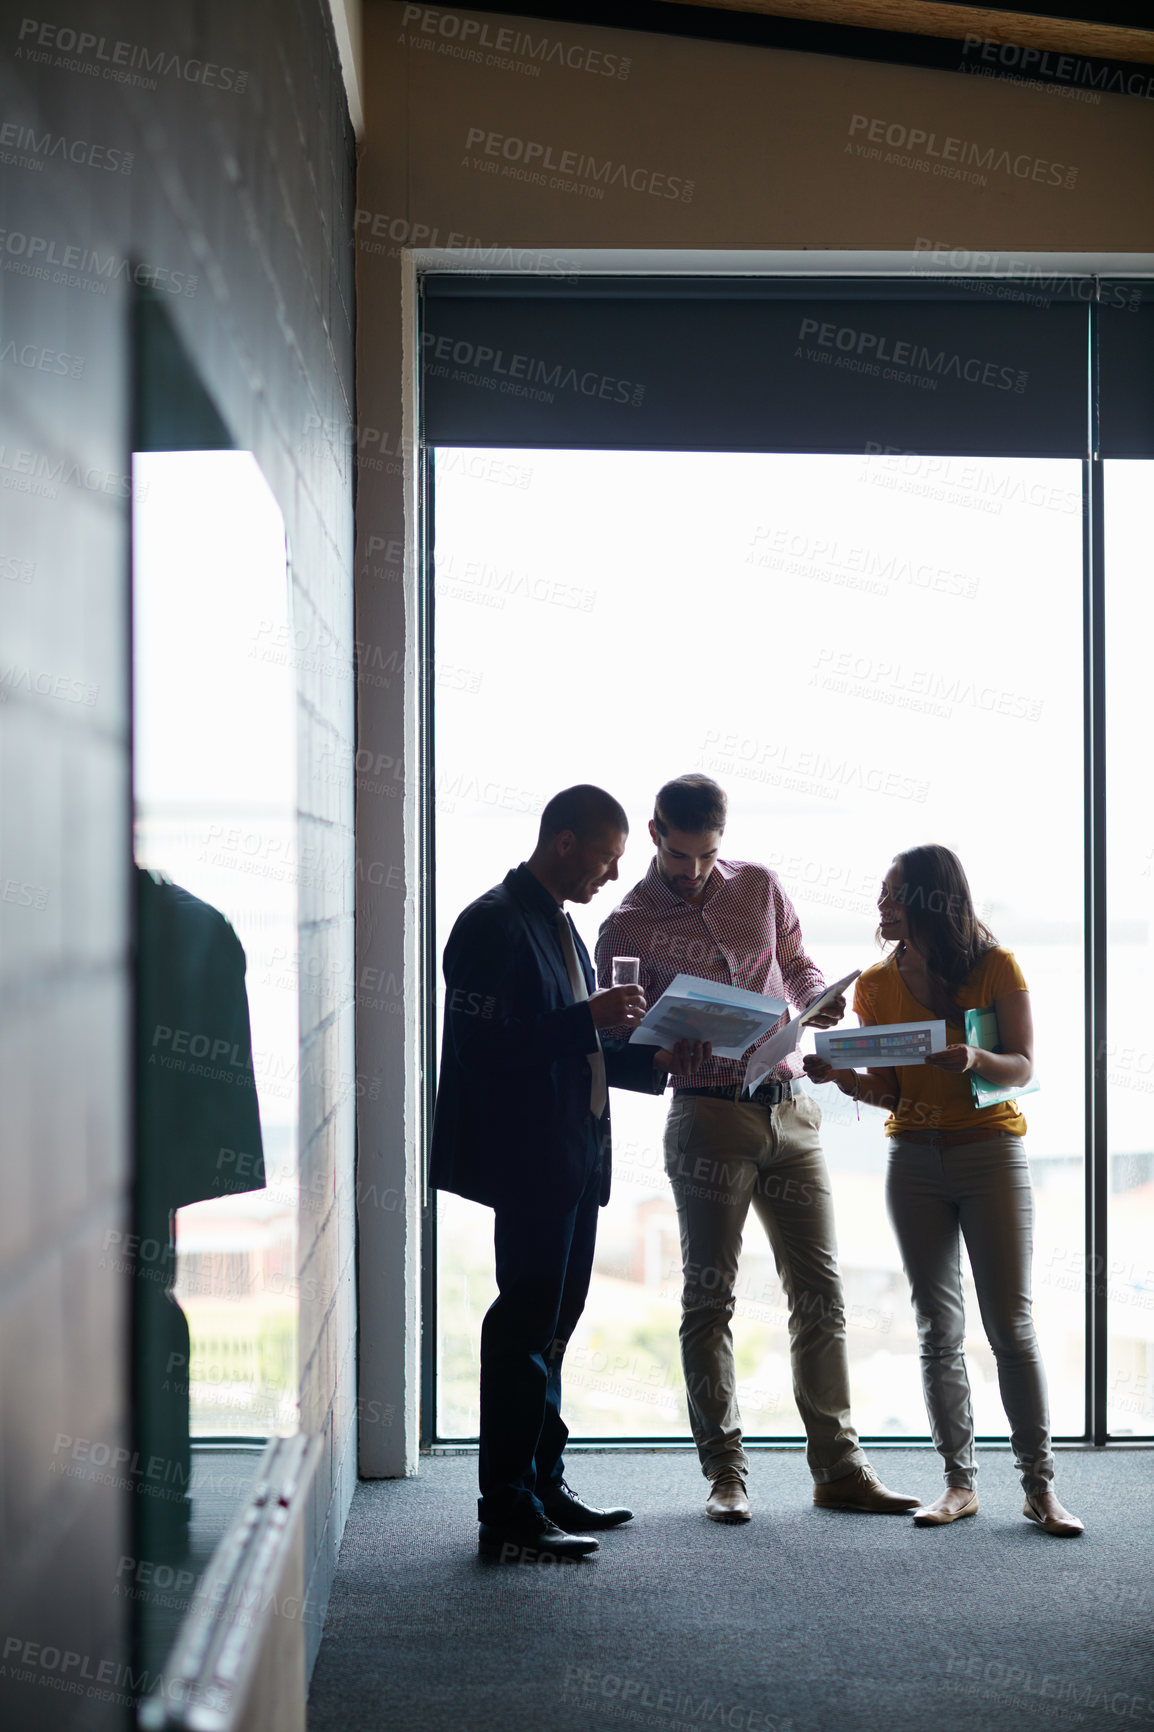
[805,844,1083,1537]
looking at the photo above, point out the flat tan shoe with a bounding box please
[705,1472,751,1523]
[813,1465,920,1514]
[913,1490,979,1526]
[1024,1494,1084,1537]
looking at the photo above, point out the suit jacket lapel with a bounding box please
[505,869,573,1004]
[571,920,595,995]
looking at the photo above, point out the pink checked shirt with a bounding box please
[594,858,827,1091]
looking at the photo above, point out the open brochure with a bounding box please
[628,974,787,1061]
[742,970,862,1094]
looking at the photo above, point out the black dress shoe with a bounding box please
[540,1480,634,1532]
[478,1514,599,1562]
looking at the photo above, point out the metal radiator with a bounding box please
[140,1434,322,1732]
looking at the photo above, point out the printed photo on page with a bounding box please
[814,1020,947,1068]
[630,973,787,1061]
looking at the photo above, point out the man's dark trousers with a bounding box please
[478,1128,601,1527]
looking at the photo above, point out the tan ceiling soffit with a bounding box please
[654,1,1154,66]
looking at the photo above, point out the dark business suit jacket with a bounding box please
[429,863,664,1212]
[136,866,265,1212]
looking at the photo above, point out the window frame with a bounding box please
[416,273,1151,1451]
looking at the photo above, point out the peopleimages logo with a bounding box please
[912,240,1142,312]
[960,34,1154,101]
[0,229,197,297]
[861,445,1080,518]
[15,18,248,92]
[354,208,580,281]
[0,121,133,173]
[401,5,631,79]
[421,331,645,409]
[797,318,1027,393]
[463,127,694,201]
[748,526,979,600]
[0,446,145,502]
[847,114,1077,189]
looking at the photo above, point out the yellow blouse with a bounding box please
[853,947,1029,1138]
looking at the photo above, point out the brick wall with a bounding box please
[0,1,356,1718]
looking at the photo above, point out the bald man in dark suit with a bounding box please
[430,784,706,1561]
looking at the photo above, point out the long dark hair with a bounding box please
[883,844,997,1022]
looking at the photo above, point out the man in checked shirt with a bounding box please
[595,774,920,1524]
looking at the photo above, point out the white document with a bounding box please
[629,973,787,1060]
[800,971,862,1025]
[741,1016,807,1093]
[742,970,862,1095]
[814,1019,946,1068]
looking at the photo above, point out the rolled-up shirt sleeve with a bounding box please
[772,876,826,1011]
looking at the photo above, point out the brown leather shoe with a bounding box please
[705,1471,751,1523]
[1023,1493,1084,1536]
[813,1465,920,1514]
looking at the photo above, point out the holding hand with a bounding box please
[926,1044,977,1074]
[655,1039,712,1075]
[803,1054,855,1089]
[806,993,846,1031]
[589,983,647,1029]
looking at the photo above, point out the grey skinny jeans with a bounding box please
[885,1132,1055,1496]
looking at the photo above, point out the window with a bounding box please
[420,274,1153,1448]
[431,446,1085,1440]
[1105,460,1154,1436]
[134,450,298,1440]
[132,442,297,1676]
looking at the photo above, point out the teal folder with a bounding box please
[963,1003,1040,1109]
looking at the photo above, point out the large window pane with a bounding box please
[1105,460,1154,1436]
[433,448,1084,1440]
[133,451,299,1444]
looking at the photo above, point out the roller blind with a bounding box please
[421,276,1151,458]
[1099,289,1154,458]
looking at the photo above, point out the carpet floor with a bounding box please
[307,1447,1153,1732]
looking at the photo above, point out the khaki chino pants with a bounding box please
[663,1091,866,1484]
